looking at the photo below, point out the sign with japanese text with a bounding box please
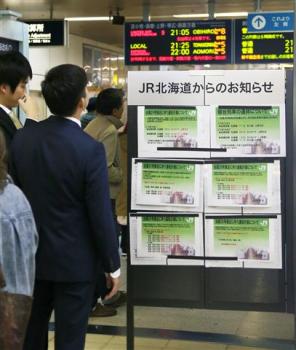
[247,12,294,33]
[235,19,293,64]
[137,216,202,258]
[205,216,282,269]
[208,163,272,207]
[211,105,286,157]
[136,162,200,207]
[137,106,210,158]
[128,70,285,106]
[26,20,66,46]
[125,20,232,65]
[131,159,203,212]
[129,214,204,265]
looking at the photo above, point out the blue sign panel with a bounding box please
[247,12,294,33]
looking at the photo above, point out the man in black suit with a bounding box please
[0,51,36,150]
[10,64,120,350]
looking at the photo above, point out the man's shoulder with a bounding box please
[0,183,32,216]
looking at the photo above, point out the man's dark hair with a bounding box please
[87,97,96,112]
[0,51,32,92]
[41,64,87,116]
[96,88,123,115]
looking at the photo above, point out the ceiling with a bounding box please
[0,0,294,48]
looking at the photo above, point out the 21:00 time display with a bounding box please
[125,20,232,65]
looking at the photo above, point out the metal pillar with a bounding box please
[208,0,215,20]
[142,2,150,22]
[254,0,261,12]
[293,0,296,345]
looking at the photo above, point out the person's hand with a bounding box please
[18,93,40,121]
[103,274,120,301]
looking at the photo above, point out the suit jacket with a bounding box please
[0,107,17,151]
[0,107,36,151]
[9,115,120,282]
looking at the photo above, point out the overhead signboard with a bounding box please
[235,19,293,64]
[0,37,19,52]
[125,20,232,65]
[247,11,294,33]
[26,20,67,46]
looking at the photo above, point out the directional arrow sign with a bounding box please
[251,15,266,30]
[248,11,294,32]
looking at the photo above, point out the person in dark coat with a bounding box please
[9,64,120,350]
[0,51,37,152]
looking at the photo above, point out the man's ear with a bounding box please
[78,96,86,110]
[0,84,9,95]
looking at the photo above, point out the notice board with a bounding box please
[127,69,292,313]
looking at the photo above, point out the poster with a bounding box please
[138,106,210,158]
[137,162,198,206]
[130,214,204,266]
[211,105,286,157]
[208,163,272,207]
[205,216,282,268]
[204,161,281,214]
[131,159,202,211]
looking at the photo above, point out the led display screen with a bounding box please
[125,20,232,65]
[235,19,293,64]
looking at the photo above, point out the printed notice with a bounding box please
[138,106,210,158]
[211,106,286,157]
[213,218,270,259]
[205,216,282,269]
[208,163,271,207]
[136,162,199,207]
[137,216,202,258]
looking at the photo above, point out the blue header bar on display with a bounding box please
[247,12,294,32]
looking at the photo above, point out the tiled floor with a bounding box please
[48,333,277,350]
[48,258,294,349]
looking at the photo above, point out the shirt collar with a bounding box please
[65,116,81,127]
[0,104,12,115]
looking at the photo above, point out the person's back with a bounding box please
[0,130,38,350]
[9,64,120,350]
[0,182,37,295]
[10,117,111,280]
[85,88,124,199]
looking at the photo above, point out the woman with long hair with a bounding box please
[0,130,38,349]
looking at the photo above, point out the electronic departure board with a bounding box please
[125,20,232,65]
[235,19,293,64]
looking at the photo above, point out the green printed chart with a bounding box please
[137,216,201,258]
[212,106,284,157]
[137,106,210,158]
[136,162,199,207]
[213,218,270,260]
[209,163,271,207]
[144,108,198,148]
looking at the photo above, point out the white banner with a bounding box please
[128,70,285,106]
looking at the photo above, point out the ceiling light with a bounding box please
[173,12,248,19]
[65,16,110,21]
[173,14,208,18]
[215,12,248,17]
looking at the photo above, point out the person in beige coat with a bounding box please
[84,88,125,317]
[85,88,124,201]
